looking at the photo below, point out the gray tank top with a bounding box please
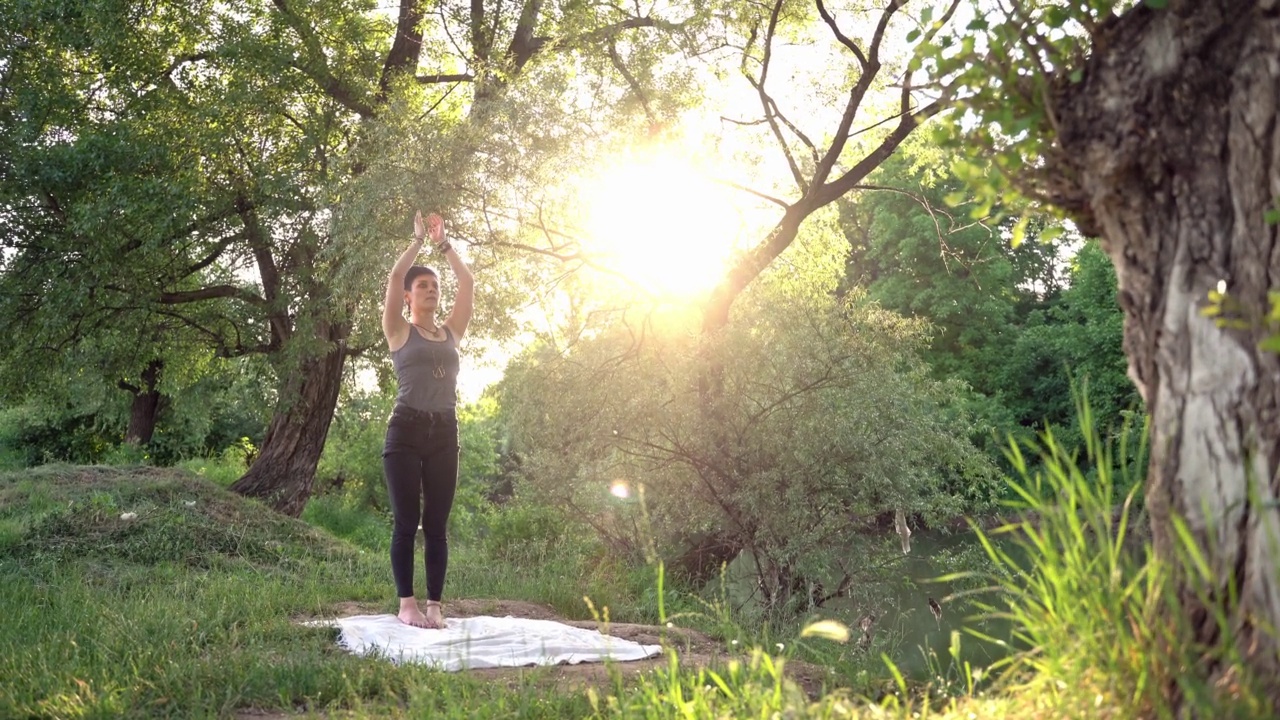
[390,325,460,412]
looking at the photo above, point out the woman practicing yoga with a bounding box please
[381,210,474,629]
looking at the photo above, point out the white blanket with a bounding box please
[321,614,663,671]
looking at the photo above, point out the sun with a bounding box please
[581,149,745,297]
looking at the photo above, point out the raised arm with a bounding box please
[429,214,474,341]
[382,211,425,349]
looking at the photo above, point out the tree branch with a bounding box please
[151,52,212,87]
[720,115,768,127]
[471,0,492,64]
[271,0,376,118]
[868,0,906,68]
[158,285,266,306]
[712,177,789,208]
[811,0,907,188]
[815,0,866,66]
[343,340,381,358]
[234,193,292,345]
[748,0,808,193]
[565,17,678,48]
[416,72,475,84]
[817,98,946,206]
[507,0,546,74]
[607,39,657,125]
[379,0,427,101]
[180,231,245,278]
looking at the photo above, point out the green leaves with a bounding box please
[845,158,1136,463]
[501,261,999,609]
[913,0,1100,225]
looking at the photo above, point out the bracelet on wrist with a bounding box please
[437,241,452,255]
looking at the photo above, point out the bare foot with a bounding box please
[397,598,431,629]
[424,601,446,629]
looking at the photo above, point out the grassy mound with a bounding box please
[0,464,357,570]
[0,465,600,719]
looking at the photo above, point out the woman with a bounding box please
[381,210,474,629]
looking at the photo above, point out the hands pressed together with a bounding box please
[414,210,446,249]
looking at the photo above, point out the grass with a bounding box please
[0,464,756,718]
[1,438,1274,719]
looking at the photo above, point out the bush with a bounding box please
[501,286,1001,612]
[481,497,573,559]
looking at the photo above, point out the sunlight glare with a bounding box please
[610,481,630,499]
[583,150,743,297]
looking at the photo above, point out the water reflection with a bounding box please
[718,528,1020,681]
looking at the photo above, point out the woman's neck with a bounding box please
[410,315,437,330]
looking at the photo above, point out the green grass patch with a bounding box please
[3,455,1273,719]
[0,465,712,718]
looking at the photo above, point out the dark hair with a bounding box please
[403,265,438,291]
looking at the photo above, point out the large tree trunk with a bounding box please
[229,321,347,517]
[1052,0,1280,697]
[120,359,163,445]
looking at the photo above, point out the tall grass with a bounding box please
[960,395,1273,719]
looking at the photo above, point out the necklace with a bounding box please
[412,323,448,379]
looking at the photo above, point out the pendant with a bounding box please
[433,366,446,379]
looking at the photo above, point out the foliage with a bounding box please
[843,158,1063,452]
[501,222,1001,614]
[844,157,1140,467]
[0,355,272,467]
[314,387,398,513]
[0,0,720,512]
[995,242,1139,453]
[844,158,1066,379]
[966,397,1271,718]
[314,383,504,541]
[916,1,1142,220]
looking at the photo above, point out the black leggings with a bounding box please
[382,406,459,601]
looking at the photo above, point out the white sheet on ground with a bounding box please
[319,614,663,671]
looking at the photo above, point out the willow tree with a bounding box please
[0,0,702,514]
[924,0,1280,703]
[617,0,976,580]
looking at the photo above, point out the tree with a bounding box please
[998,241,1139,452]
[843,158,1139,454]
[927,0,1280,702]
[500,221,999,611]
[0,0,705,514]
[549,0,977,584]
[700,0,965,333]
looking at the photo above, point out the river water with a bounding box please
[718,528,1020,681]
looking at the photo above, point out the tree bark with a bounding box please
[1051,0,1280,696]
[120,359,163,446]
[229,321,347,517]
